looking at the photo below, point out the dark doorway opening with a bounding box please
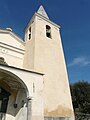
[0,87,10,113]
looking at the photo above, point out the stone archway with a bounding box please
[0,69,29,120]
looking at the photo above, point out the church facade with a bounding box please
[0,6,74,120]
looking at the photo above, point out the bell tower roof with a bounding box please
[25,5,60,32]
[37,5,49,19]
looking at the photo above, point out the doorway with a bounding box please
[0,87,10,120]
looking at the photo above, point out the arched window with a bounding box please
[46,25,51,38]
[29,27,31,40]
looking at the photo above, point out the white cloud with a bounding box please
[68,57,90,67]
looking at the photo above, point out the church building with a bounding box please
[0,5,74,120]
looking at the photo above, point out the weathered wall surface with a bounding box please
[24,14,74,119]
[34,15,74,118]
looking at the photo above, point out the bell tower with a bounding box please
[23,5,74,120]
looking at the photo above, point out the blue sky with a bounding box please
[0,0,90,83]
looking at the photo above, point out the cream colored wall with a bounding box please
[23,21,36,69]
[0,33,24,68]
[0,33,24,49]
[24,15,74,119]
[35,16,74,117]
[0,66,44,120]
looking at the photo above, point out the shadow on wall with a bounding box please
[0,69,28,120]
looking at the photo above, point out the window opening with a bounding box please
[29,27,31,40]
[46,25,51,38]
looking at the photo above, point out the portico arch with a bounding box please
[0,68,29,120]
[0,68,29,96]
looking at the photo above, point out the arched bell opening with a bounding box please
[0,69,29,120]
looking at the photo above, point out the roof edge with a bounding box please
[0,64,44,76]
[0,28,25,45]
[25,12,60,32]
[35,13,60,28]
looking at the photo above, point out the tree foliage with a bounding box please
[70,81,90,114]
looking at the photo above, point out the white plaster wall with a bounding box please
[15,89,27,120]
[15,107,27,120]
[6,114,15,120]
[0,33,24,49]
[10,67,44,118]
[0,32,25,68]
[0,66,44,120]
[0,45,24,68]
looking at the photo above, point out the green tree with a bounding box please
[70,81,90,114]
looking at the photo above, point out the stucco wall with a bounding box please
[0,65,44,120]
[0,32,24,49]
[23,14,74,119]
[35,16,74,118]
[0,33,24,68]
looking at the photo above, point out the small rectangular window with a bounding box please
[29,27,31,40]
[46,25,51,38]
[29,34,31,39]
